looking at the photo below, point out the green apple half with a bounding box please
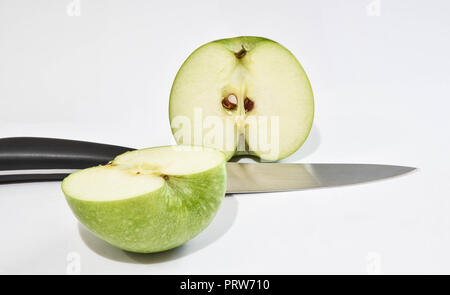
[62,146,227,253]
[169,36,314,161]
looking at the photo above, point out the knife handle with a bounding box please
[0,137,133,183]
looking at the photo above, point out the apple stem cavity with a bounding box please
[222,94,238,110]
[234,46,247,59]
[244,97,254,113]
[162,174,169,181]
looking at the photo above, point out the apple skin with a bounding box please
[62,162,226,253]
[169,36,314,161]
[214,36,271,53]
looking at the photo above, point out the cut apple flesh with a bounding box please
[61,146,227,253]
[63,146,225,201]
[169,36,314,161]
[62,166,165,202]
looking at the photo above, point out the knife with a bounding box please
[0,137,415,193]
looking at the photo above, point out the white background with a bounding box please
[0,0,449,274]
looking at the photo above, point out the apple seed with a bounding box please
[222,94,238,110]
[244,97,254,113]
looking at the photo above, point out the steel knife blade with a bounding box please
[226,162,415,193]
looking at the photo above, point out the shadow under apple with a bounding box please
[78,195,239,264]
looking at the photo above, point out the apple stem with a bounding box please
[234,46,247,59]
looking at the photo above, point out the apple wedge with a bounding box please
[169,36,314,161]
[62,146,227,253]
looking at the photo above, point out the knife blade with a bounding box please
[0,137,416,192]
[226,162,415,193]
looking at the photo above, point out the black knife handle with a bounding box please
[0,137,133,183]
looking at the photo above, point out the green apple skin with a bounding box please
[63,162,226,253]
[214,36,272,53]
[169,36,314,161]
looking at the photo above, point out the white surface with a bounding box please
[0,0,449,274]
